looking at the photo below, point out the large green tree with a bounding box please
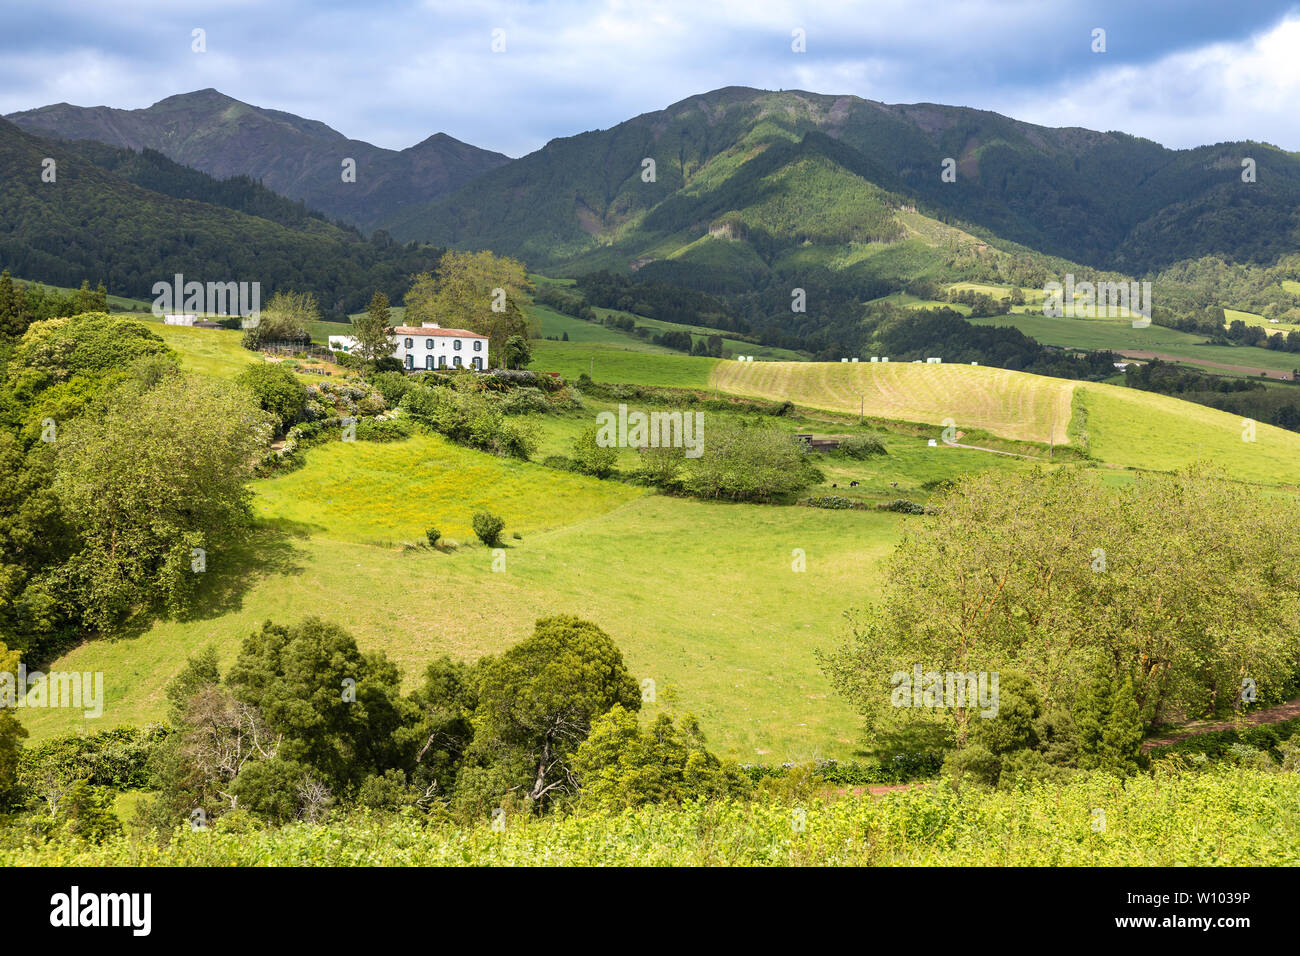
[351,290,394,363]
[403,250,535,367]
[54,374,274,628]
[0,641,28,809]
[821,467,1300,750]
[457,616,640,811]
[224,618,413,793]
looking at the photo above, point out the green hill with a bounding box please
[0,118,444,314]
[5,89,510,232]
[385,86,1300,278]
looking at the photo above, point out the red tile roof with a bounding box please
[392,326,487,338]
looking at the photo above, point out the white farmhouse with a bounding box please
[327,323,489,370]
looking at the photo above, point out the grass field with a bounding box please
[969,313,1300,376]
[532,340,718,387]
[1224,308,1300,336]
[711,360,1076,445]
[148,323,260,379]
[708,360,1300,484]
[255,433,641,545]
[23,430,902,760]
[1076,382,1300,484]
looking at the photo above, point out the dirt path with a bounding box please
[1117,350,1296,381]
[1141,696,1300,751]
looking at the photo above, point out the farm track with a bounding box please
[1141,696,1300,752]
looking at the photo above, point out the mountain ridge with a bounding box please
[5,89,511,231]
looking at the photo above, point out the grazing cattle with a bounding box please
[849,480,859,487]
[831,483,837,488]
[890,481,898,488]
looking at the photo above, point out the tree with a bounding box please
[403,251,535,367]
[572,705,750,809]
[407,656,479,803]
[459,616,640,810]
[9,312,170,400]
[0,641,28,809]
[224,618,413,795]
[1075,673,1144,775]
[502,334,532,370]
[472,511,505,546]
[572,426,617,478]
[352,291,394,363]
[0,270,25,340]
[237,362,308,431]
[820,467,1300,753]
[54,374,275,629]
[241,290,317,350]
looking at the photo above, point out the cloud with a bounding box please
[998,12,1300,147]
[1,0,1298,154]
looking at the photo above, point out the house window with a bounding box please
[453,339,462,351]
[425,339,434,349]
[439,355,447,368]
[472,356,482,370]
[404,337,413,349]
[473,340,482,352]
[453,355,462,368]
[425,355,433,370]
[404,354,413,370]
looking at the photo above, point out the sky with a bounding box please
[4,0,1300,158]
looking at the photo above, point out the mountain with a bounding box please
[0,118,442,315]
[5,89,511,232]
[381,86,1300,279]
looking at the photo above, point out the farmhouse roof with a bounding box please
[392,326,487,338]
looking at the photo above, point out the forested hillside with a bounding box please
[0,120,444,316]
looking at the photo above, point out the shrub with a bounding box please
[472,512,505,547]
[354,417,413,442]
[802,495,857,509]
[400,385,538,459]
[836,434,886,458]
[426,527,441,548]
[572,426,618,478]
[236,362,309,431]
[682,421,822,502]
[499,387,551,415]
[634,444,685,489]
[879,499,931,514]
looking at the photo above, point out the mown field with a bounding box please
[710,360,1300,484]
[711,360,1076,445]
[1075,382,1300,484]
[7,770,1296,866]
